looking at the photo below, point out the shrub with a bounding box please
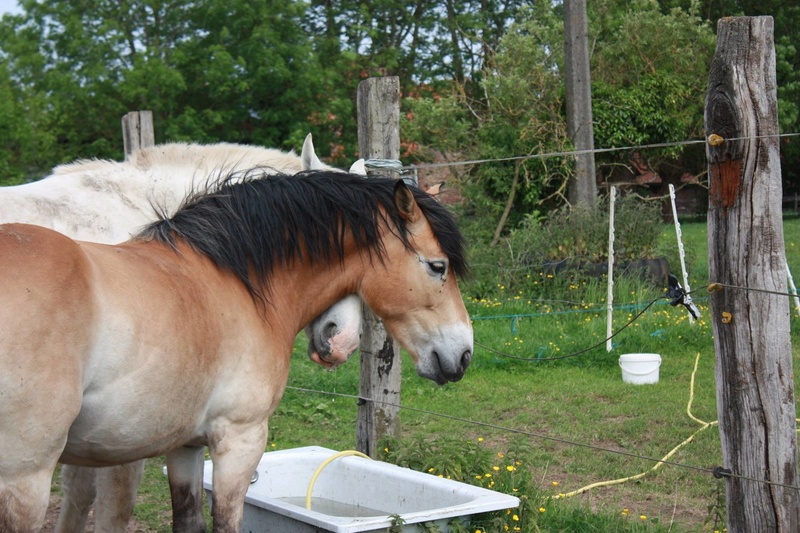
[461,194,666,301]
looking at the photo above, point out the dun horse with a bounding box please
[0,170,472,532]
[0,136,365,532]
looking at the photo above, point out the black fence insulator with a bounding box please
[713,466,733,479]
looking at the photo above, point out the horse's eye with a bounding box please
[428,261,447,276]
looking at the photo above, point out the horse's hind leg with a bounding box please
[55,465,96,533]
[166,446,206,533]
[0,469,54,532]
[93,461,145,532]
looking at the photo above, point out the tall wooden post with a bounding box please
[564,0,596,207]
[355,77,402,457]
[706,16,799,532]
[121,111,155,158]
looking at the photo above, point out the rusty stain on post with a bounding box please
[709,159,742,208]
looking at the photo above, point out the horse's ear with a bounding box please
[394,180,421,224]
[301,133,325,170]
[349,159,367,175]
[425,181,444,199]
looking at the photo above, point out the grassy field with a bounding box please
[53,218,800,532]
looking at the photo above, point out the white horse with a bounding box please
[0,134,364,532]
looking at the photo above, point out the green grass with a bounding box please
[95,218,800,532]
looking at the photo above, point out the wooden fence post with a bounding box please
[121,110,155,158]
[355,77,402,457]
[706,16,800,532]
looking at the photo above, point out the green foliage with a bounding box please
[593,74,699,154]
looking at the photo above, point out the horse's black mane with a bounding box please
[138,170,469,301]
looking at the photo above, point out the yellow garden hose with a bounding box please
[306,450,371,510]
[557,352,718,499]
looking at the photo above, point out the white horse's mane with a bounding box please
[52,142,303,176]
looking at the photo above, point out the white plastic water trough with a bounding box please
[202,446,520,533]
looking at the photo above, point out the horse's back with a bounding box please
[0,175,152,243]
[55,142,304,178]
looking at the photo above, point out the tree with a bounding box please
[0,0,331,181]
[405,0,571,239]
[589,0,716,186]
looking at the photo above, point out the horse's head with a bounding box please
[360,181,473,384]
[304,294,363,368]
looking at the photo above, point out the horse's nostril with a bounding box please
[322,321,338,340]
[461,350,472,370]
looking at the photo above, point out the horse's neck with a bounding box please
[264,253,365,334]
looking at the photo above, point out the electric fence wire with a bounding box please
[473,283,714,362]
[473,280,800,363]
[285,385,800,493]
[398,132,800,173]
[474,292,668,362]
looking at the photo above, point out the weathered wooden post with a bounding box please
[355,77,402,457]
[121,110,155,158]
[706,16,800,532]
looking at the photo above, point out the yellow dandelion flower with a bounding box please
[640,515,647,521]
[513,514,520,521]
[538,507,546,513]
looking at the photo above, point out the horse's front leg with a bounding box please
[208,423,268,533]
[165,446,206,533]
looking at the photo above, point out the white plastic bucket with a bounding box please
[619,353,661,384]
